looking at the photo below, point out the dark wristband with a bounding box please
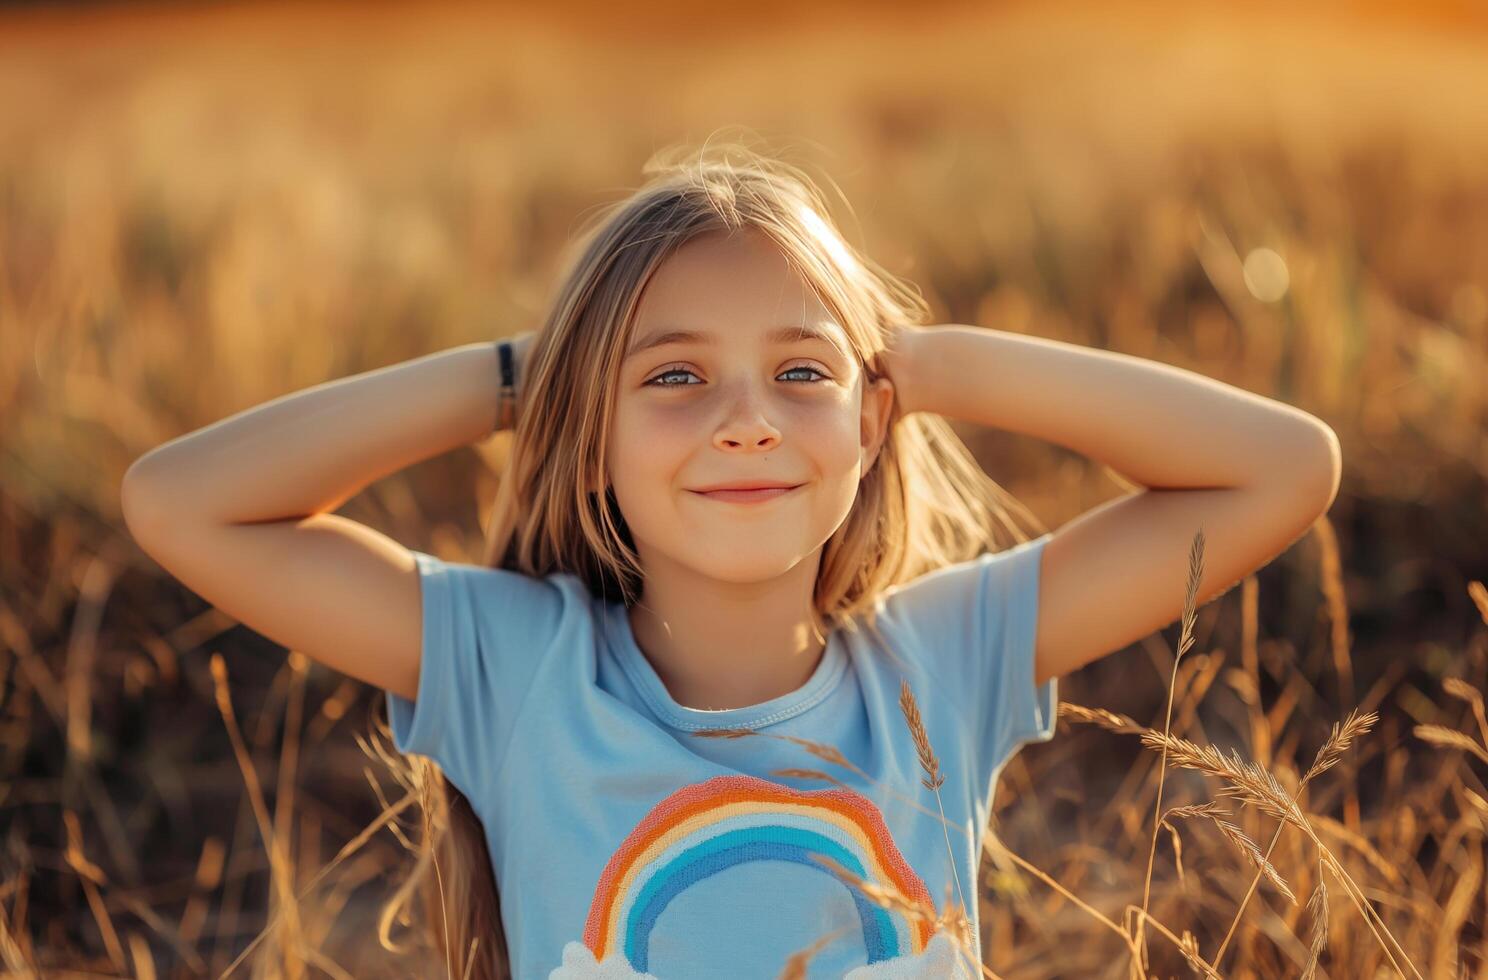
[498,340,515,388]
[495,340,517,433]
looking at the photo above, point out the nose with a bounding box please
[712,382,782,451]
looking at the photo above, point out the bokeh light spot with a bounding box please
[1242,247,1290,303]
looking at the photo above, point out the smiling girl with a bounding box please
[121,141,1340,979]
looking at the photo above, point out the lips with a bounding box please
[690,484,802,504]
[691,481,802,492]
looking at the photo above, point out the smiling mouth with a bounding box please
[689,484,802,504]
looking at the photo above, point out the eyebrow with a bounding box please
[624,324,847,359]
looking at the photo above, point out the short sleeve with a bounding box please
[384,550,567,795]
[877,533,1058,787]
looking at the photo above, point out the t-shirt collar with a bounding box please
[604,599,848,732]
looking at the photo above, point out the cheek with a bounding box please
[606,401,691,488]
[801,399,867,470]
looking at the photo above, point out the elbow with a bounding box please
[120,455,177,543]
[120,463,154,540]
[1295,420,1343,515]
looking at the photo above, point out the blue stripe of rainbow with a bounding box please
[582,774,935,971]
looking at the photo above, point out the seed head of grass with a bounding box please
[1442,677,1484,710]
[810,854,939,925]
[1059,701,1147,735]
[1299,869,1329,980]
[1209,816,1297,905]
[694,727,870,779]
[1139,730,1307,831]
[1413,724,1488,764]
[1302,708,1379,784]
[1177,929,1221,980]
[1162,801,1296,904]
[692,727,760,740]
[774,925,855,980]
[1468,580,1488,624]
[769,768,852,791]
[898,678,944,792]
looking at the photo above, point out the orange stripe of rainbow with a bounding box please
[581,774,935,963]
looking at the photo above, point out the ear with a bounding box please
[859,375,895,476]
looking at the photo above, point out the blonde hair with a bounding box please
[378,135,1045,978]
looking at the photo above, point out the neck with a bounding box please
[627,550,829,711]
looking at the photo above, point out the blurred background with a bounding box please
[3,0,1486,976]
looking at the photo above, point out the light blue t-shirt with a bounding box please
[385,533,1057,980]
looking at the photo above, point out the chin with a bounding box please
[686,550,810,583]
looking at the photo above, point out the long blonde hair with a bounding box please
[378,136,1045,979]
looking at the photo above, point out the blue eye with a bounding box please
[644,365,828,387]
[645,368,701,387]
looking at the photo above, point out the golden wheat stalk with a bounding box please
[1176,928,1222,980]
[1468,580,1488,624]
[696,727,872,780]
[1442,676,1484,709]
[773,924,856,980]
[1303,708,1381,783]
[1140,730,1306,830]
[1440,676,1488,751]
[62,809,125,971]
[1135,526,1205,975]
[986,841,1222,978]
[1163,801,1230,821]
[208,654,305,979]
[1317,836,1416,977]
[897,678,971,950]
[1298,862,1329,980]
[1163,802,1297,905]
[220,784,419,978]
[1145,726,1419,979]
[1430,835,1483,979]
[1058,701,1148,735]
[815,860,948,929]
[899,678,946,792]
[806,854,997,979]
[1212,815,1297,905]
[1215,707,1377,964]
[55,807,211,973]
[769,767,850,788]
[1159,801,1226,888]
[1413,724,1488,765]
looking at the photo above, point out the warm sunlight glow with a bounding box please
[798,202,858,274]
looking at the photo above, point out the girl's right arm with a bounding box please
[120,336,531,703]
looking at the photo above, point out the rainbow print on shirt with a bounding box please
[550,773,973,979]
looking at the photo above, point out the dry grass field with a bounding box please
[2,0,1486,976]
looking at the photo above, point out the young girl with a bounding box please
[121,143,1341,979]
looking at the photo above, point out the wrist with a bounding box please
[495,331,536,432]
[882,322,925,417]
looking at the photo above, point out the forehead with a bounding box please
[629,229,845,348]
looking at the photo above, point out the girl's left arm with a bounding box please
[883,323,1341,687]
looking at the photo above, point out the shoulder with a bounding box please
[874,534,1051,617]
[408,551,602,632]
[412,550,590,593]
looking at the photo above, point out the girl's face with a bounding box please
[606,228,895,585]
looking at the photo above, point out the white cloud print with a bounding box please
[549,942,657,980]
[550,933,976,980]
[844,933,977,979]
